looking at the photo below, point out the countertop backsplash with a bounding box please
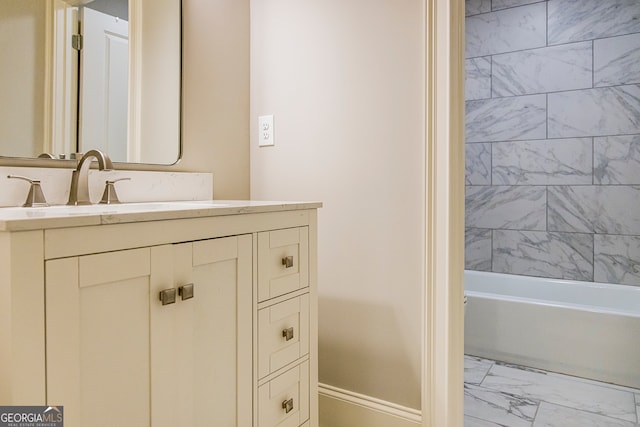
[0,166,213,207]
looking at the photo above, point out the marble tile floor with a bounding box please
[464,355,640,427]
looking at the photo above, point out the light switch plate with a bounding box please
[258,115,274,147]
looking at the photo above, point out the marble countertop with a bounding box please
[0,200,322,232]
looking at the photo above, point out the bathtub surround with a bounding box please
[547,0,640,45]
[465,58,491,100]
[492,138,592,185]
[465,0,640,286]
[548,86,640,138]
[465,2,547,58]
[594,135,640,184]
[492,230,593,281]
[465,95,547,143]
[594,33,640,87]
[492,42,593,97]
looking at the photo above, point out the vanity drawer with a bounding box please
[258,294,310,379]
[258,361,309,427]
[258,227,309,302]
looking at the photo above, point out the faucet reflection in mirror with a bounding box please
[67,150,113,205]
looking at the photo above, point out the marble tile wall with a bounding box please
[465,0,640,285]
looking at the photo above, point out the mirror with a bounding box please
[0,0,181,165]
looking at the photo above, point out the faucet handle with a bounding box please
[100,177,130,205]
[7,175,49,207]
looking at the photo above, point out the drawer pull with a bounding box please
[282,327,294,341]
[178,283,194,301]
[159,288,176,305]
[282,398,294,414]
[282,255,294,268]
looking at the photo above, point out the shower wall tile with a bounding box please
[491,0,543,11]
[594,33,640,87]
[492,138,592,185]
[466,143,492,185]
[548,85,640,138]
[548,186,640,234]
[466,57,492,101]
[466,0,491,16]
[465,228,493,271]
[464,0,640,287]
[594,135,640,184]
[548,0,640,45]
[492,42,592,97]
[595,235,640,286]
[466,186,546,230]
[466,94,547,143]
[466,2,546,58]
[493,230,594,281]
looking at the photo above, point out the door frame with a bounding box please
[422,0,465,426]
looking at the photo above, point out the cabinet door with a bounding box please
[46,247,153,427]
[150,234,253,427]
[46,235,253,427]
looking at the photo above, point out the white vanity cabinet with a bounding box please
[0,202,319,427]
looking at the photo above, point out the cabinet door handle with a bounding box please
[178,283,194,301]
[282,327,294,341]
[282,398,294,414]
[159,288,176,305]
[282,255,294,268]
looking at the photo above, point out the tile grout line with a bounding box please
[591,39,595,89]
[467,133,640,144]
[479,358,495,386]
[545,0,548,48]
[471,81,640,102]
[531,398,542,425]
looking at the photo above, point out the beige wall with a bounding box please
[138,0,181,164]
[250,0,425,409]
[0,0,46,158]
[179,0,250,199]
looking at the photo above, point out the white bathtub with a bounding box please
[464,270,640,388]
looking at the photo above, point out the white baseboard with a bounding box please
[318,383,422,427]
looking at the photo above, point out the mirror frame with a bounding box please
[0,0,183,171]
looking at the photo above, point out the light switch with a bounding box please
[258,115,274,147]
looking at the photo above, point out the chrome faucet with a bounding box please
[67,149,114,205]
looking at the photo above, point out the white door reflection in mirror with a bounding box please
[79,7,129,162]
